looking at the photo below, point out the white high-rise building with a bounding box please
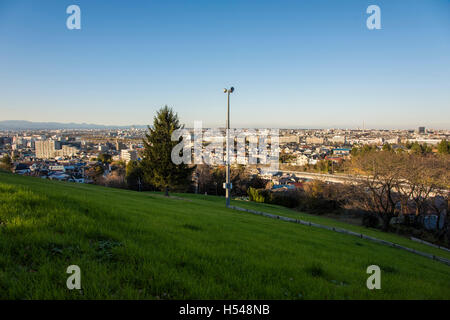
[35,140,60,159]
[121,149,137,164]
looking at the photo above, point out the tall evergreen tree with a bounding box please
[141,106,195,196]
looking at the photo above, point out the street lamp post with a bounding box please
[224,87,234,207]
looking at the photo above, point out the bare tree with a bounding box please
[398,154,444,216]
[195,164,213,194]
[351,151,405,230]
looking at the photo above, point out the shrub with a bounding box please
[249,182,342,212]
[103,172,127,189]
[362,212,379,228]
[247,188,300,208]
[269,191,300,208]
[247,187,270,203]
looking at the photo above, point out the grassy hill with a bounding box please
[0,172,449,299]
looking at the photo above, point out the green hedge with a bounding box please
[247,187,300,208]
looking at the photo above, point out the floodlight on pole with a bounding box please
[223,87,234,207]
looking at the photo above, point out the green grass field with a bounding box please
[0,172,449,299]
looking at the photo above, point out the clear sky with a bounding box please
[0,0,449,129]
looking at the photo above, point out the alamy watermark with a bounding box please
[366,265,381,289]
[366,5,381,30]
[65,5,380,31]
[171,121,280,173]
[66,5,81,30]
[66,265,81,290]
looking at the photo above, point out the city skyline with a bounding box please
[1,0,449,129]
[0,119,448,131]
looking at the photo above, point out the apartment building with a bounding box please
[35,140,60,159]
[121,149,137,163]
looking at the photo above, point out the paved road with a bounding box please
[279,170,363,184]
[278,170,448,196]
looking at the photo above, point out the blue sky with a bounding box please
[0,0,449,129]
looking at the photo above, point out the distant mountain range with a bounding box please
[0,120,148,130]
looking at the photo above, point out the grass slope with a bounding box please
[0,172,449,299]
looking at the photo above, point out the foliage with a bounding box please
[405,142,432,154]
[125,160,145,191]
[247,187,271,203]
[141,106,195,196]
[279,152,295,164]
[362,212,380,228]
[194,165,267,196]
[248,187,306,209]
[269,191,300,208]
[85,164,105,183]
[97,153,112,164]
[0,154,12,172]
[351,145,377,156]
[103,171,127,189]
[314,160,332,173]
[437,140,450,155]
[296,181,343,213]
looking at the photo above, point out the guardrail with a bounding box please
[228,205,450,267]
[410,237,450,253]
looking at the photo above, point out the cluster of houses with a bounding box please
[12,161,89,183]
